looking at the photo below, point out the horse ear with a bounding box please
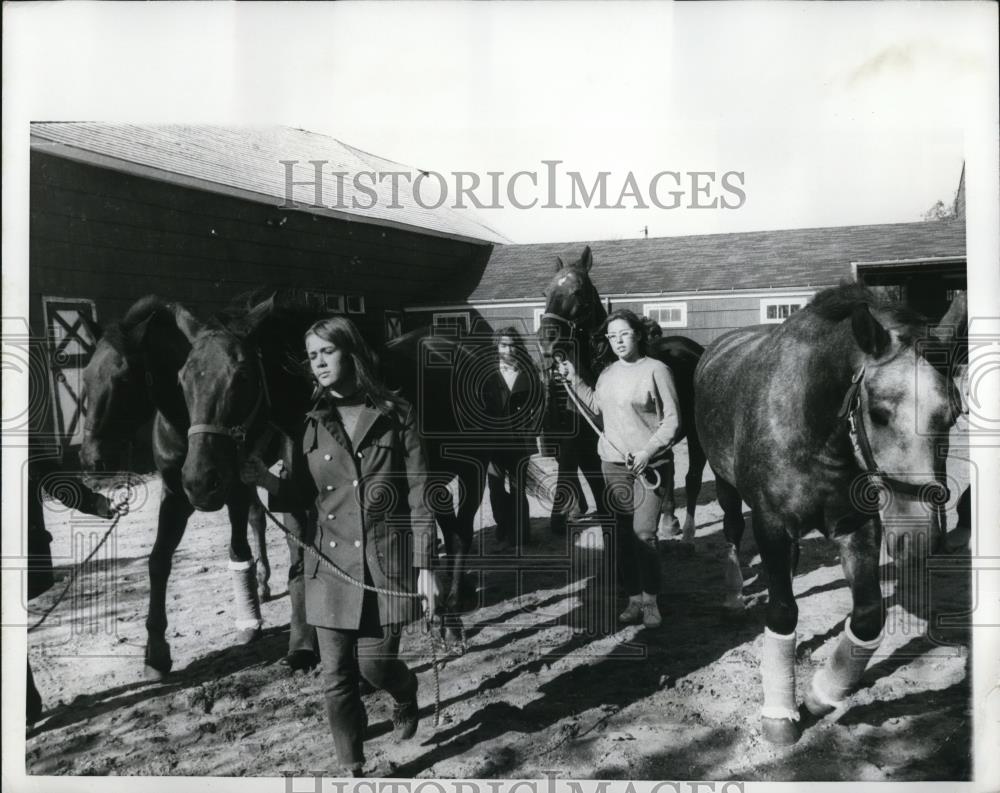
[579,245,593,273]
[245,295,276,335]
[555,255,566,272]
[171,304,205,343]
[851,305,891,358]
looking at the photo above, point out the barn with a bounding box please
[405,169,967,347]
[28,123,505,459]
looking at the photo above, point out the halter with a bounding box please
[187,349,272,455]
[838,367,948,504]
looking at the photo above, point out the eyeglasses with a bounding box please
[605,331,636,343]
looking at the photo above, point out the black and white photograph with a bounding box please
[3,2,998,789]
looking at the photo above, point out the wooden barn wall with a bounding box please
[28,152,492,451]
[29,152,491,340]
[407,289,826,350]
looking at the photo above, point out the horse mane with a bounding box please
[809,282,928,342]
[101,295,171,354]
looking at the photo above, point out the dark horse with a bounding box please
[695,283,957,744]
[80,296,272,677]
[536,245,708,540]
[174,293,480,646]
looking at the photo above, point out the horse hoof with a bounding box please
[144,639,173,678]
[236,627,262,645]
[761,717,801,745]
[143,664,170,681]
[803,688,837,718]
[722,595,747,613]
[280,650,319,673]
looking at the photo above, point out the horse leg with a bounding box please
[682,434,708,541]
[716,476,747,611]
[805,519,885,717]
[578,430,608,517]
[550,435,586,533]
[282,509,319,671]
[227,489,262,644]
[656,457,681,540]
[248,492,271,602]
[145,483,194,679]
[755,521,801,744]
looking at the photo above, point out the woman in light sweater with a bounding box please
[557,309,680,628]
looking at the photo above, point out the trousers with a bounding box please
[602,459,670,597]
[316,593,416,770]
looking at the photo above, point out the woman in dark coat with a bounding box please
[241,315,437,776]
[480,326,544,549]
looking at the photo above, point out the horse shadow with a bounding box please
[28,624,292,737]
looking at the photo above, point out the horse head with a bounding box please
[538,245,607,376]
[178,298,275,511]
[79,296,178,472]
[840,294,959,562]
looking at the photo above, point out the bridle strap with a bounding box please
[840,366,948,503]
[187,351,272,452]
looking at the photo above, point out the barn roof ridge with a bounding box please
[30,122,510,246]
[444,216,966,303]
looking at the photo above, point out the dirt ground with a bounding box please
[25,424,972,781]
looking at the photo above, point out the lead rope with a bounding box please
[536,340,661,491]
[28,475,134,633]
[259,504,442,727]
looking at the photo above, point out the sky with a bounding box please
[4,2,991,244]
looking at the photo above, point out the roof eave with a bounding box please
[30,136,501,248]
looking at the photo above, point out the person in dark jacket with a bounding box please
[480,327,543,549]
[27,447,126,724]
[241,315,438,776]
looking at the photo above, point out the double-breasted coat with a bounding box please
[282,394,435,630]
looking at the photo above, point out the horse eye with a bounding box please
[869,406,891,427]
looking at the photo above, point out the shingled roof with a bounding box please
[29,123,508,245]
[457,218,966,302]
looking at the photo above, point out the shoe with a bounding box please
[618,601,643,624]
[641,601,663,628]
[280,649,319,672]
[392,684,419,741]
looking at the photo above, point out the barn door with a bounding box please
[41,296,98,450]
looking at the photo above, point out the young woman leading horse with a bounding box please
[241,315,438,775]
[695,283,957,745]
[557,309,681,629]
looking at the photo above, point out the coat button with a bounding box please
[327,513,335,520]
[353,540,361,548]
[357,451,363,459]
[324,453,332,461]
[329,540,337,548]
[352,479,359,487]
[325,485,334,491]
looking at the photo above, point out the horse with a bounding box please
[694,283,958,744]
[174,292,480,648]
[536,245,708,542]
[79,296,274,678]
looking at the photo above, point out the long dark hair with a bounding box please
[599,309,648,357]
[304,316,404,414]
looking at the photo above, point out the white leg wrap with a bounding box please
[229,558,263,630]
[761,628,799,722]
[810,617,883,708]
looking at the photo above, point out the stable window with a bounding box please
[346,295,366,314]
[760,297,808,324]
[643,302,688,328]
[432,312,470,336]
